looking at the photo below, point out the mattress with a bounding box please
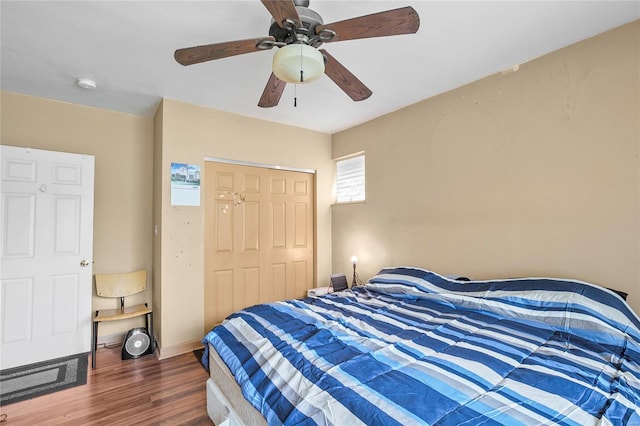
[206,346,266,425]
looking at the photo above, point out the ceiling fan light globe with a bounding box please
[272,44,324,84]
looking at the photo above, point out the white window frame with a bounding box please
[335,153,365,204]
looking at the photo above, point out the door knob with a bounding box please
[80,260,90,267]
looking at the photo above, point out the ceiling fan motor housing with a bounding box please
[268,6,324,47]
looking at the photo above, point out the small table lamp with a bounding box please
[351,255,359,286]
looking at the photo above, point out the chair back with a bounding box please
[95,269,147,298]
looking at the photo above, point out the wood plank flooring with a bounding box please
[0,347,213,425]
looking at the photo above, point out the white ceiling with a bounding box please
[2,1,638,134]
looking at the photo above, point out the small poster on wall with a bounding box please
[171,162,201,206]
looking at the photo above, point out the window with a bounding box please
[335,154,365,203]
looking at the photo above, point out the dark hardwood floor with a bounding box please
[0,346,214,425]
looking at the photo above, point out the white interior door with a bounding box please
[0,145,94,369]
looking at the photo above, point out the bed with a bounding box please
[202,267,640,425]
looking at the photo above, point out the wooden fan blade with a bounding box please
[258,73,287,108]
[261,0,301,28]
[174,37,275,66]
[320,49,372,102]
[316,7,419,42]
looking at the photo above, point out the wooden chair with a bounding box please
[92,269,154,368]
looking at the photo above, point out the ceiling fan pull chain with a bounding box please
[299,44,305,83]
[294,84,298,107]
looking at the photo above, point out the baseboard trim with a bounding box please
[98,332,126,347]
[158,339,203,359]
[102,333,203,360]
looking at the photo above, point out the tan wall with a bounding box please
[1,91,155,338]
[155,99,332,355]
[332,21,640,314]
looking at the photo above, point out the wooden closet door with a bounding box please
[204,161,314,332]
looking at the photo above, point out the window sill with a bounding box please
[332,200,366,206]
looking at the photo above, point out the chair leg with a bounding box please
[147,312,156,353]
[92,319,99,369]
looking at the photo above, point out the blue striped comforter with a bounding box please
[203,267,640,425]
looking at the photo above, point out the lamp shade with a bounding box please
[273,44,324,84]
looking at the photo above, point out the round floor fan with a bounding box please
[174,0,420,107]
[122,327,153,360]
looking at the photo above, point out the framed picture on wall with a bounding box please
[171,162,200,206]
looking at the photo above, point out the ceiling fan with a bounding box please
[174,0,420,108]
